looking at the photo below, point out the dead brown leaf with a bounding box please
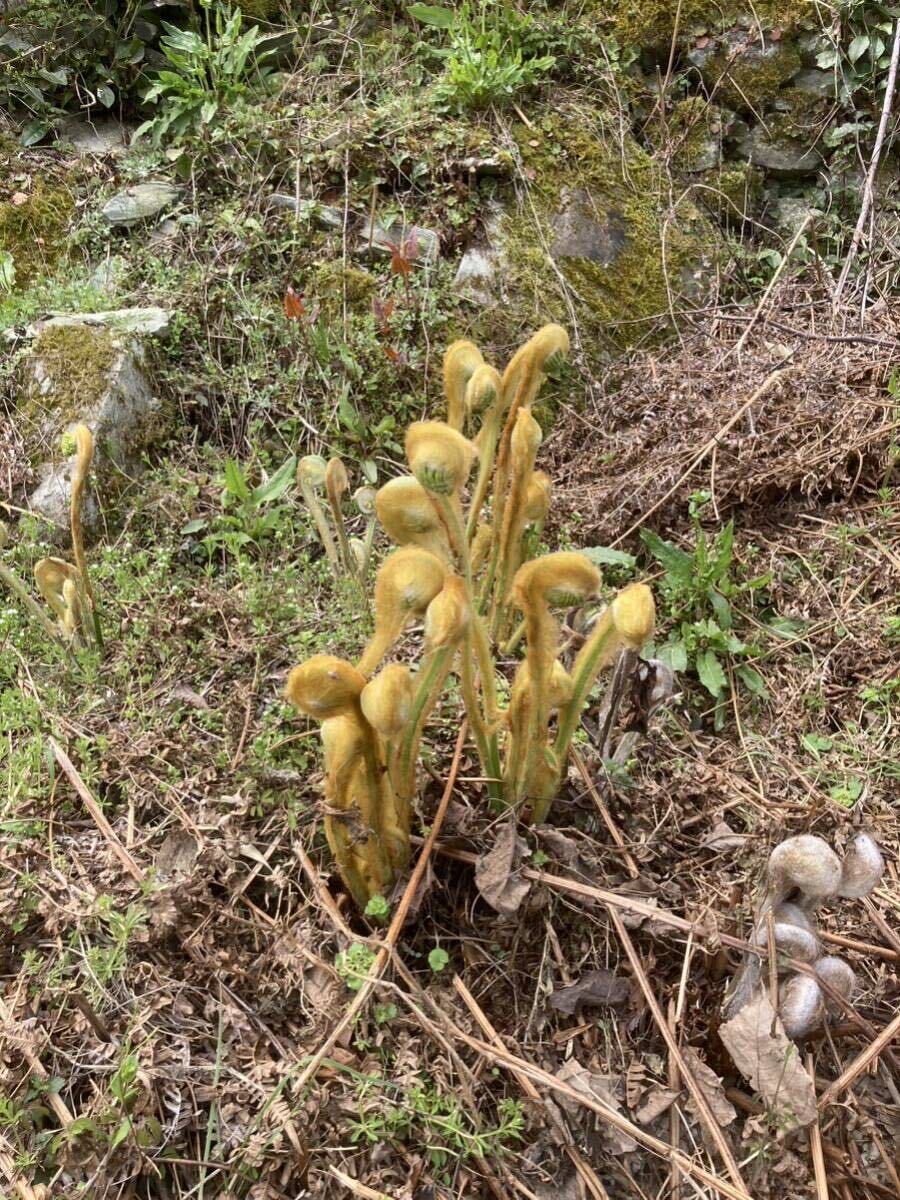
[719,992,816,1127]
[475,819,531,915]
[701,819,749,852]
[634,1085,680,1125]
[555,1059,637,1155]
[549,969,631,1016]
[681,1046,737,1127]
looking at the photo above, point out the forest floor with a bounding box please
[1,5,899,1200]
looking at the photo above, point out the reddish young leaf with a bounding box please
[389,245,410,281]
[283,286,306,320]
[402,227,419,264]
[372,295,395,331]
[383,345,407,367]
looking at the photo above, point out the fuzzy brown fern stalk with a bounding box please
[1,426,100,650]
[286,325,660,907]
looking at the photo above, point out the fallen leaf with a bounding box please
[701,819,749,852]
[549,969,631,1016]
[681,1046,736,1127]
[634,1085,679,1125]
[719,992,816,1127]
[555,1060,637,1155]
[475,819,531,915]
[168,683,210,710]
[154,830,199,880]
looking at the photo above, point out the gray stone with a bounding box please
[88,255,127,298]
[549,188,627,268]
[58,116,129,157]
[791,68,837,98]
[24,307,171,338]
[268,194,344,231]
[452,203,506,304]
[356,218,440,264]
[102,182,180,225]
[735,125,823,177]
[24,324,168,537]
[769,195,823,236]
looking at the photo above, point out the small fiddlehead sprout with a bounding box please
[297,454,340,573]
[354,485,378,578]
[34,558,83,643]
[357,546,447,676]
[465,363,504,539]
[375,476,451,560]
[837,832,884,898]
[0,522,64,645]
[779,974,825,1040]
[70,424,101,647]
[325,456,355,577]
[443,339,484,432]
[361,663,415,738]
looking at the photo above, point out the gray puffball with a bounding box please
[837,833,884,898]
[767,835,842,906]
[779,974,825,1039]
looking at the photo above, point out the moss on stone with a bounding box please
[662,97,729,172]
[597,0,810,50]
[494,107,716,350]
[699,161,764,225]
[26,325,118,430]
[235,0,280,19]
[314,261,377,316]
[0,181,74,290]
[703,41,801,111]
[773,86,829,136]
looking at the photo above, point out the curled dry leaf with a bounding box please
[555,1059,637,1155]
[680,1046,736,1127]
[475,818,531,915]
[719,991,816,1127]
[634,1085,680,1126]
[701,819,749,852]
[549,969,631,1016]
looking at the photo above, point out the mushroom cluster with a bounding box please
[733,832,885,1038]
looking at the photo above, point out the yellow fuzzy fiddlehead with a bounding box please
[70,425,100,643]
[34,557,83,644]
[444,340,485,432]
[285,654,400,905]
[406,421,478,499]
[325,456,356,577]
[375,475,451,561]
[506,553,601,811]
[357,546,447,676]
[298,455,340,573]
[465,363,505,538]
[0,522,67,646]
[550,582,655,816]
[493,407,543,637]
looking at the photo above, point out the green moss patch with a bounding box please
[597,0,810,50]
[0,181,74,290]
[314,261,377,317]
[496,106,716,349]
[26,324,118,429]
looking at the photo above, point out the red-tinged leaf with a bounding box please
[390,249,410,280]
[383,345,407,367]
[372,295,394,327]
[283,285,306,320]
[402,227,419,262]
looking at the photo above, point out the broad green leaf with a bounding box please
[97,84,115,108]
[656,639,688,672]
[708,589,732,629]
[180,518,207,535]
[109,1117,133,1151]
[712,520,734,578]
[801,733,832,760]
[640,528,694,585]
[223,459,251,502]
[735,665,768,697]
[408,4,456,28]
[696,649,727,697]
[848,33,870,62]
[252,455,297,505]
[428,947,450,972]
[582,545,637,569]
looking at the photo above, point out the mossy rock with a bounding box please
[688,33,802,112]
[477,106,718,350]
[596,0,810,54]
[235,0,281,19]
[314,262,377,317]
[652,97,734,172]
[697,161,764,225]
[21,323,172,538]
[0,179,73,290]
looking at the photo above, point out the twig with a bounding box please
[49,738,145,884]
[833,20,900,307]
[732,214,813,358]
[571,746,640,878]
[0,1144,43,1200]
[453,977,611,1200]
[806,1052,830,1200]
[0,996,73,1130]
[610,364,791,546]
[293,722,468,1095]
[818,1010,900,1110]
[446,1011,752,1200]
[329,1166,399,1200]
[606,908,749,1196]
